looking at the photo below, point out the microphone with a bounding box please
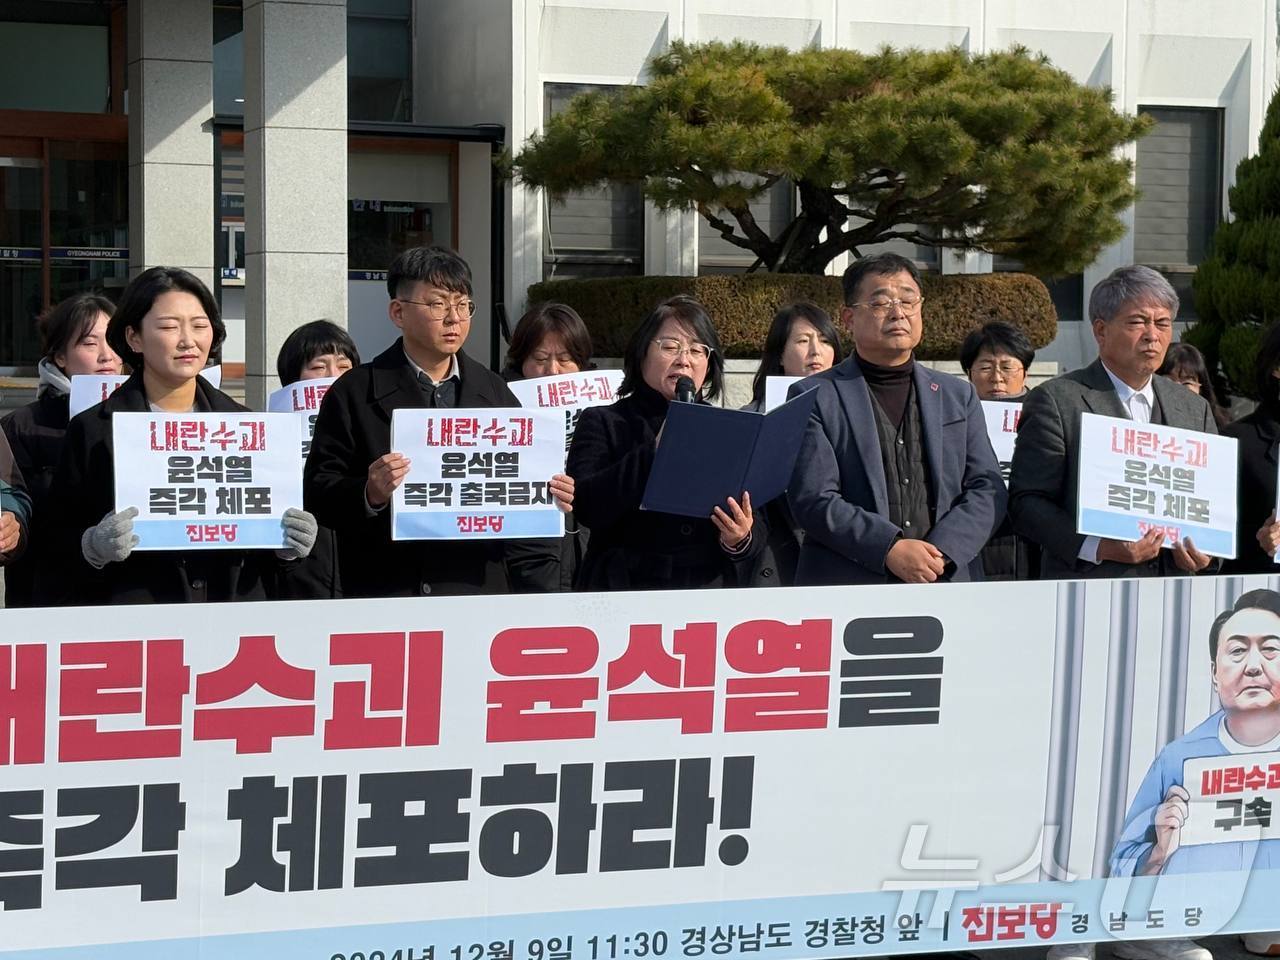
[674,376,695,404]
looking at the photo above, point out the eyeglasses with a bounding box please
[397,297,477,322]
[652,338,711,361]
[848,294,924,315]
[972,361,1025,378]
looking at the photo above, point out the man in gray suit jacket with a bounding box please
[1010,264,1217,582]
[787,253,1007,585]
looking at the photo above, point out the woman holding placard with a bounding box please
[566,295,765,590]
[744,302,843,412]
[742,303,843,585]
[1,293,121,607]
[960,321,1037,581]
[502,302,594,591]
[274,319,359,599]
[42,267,318,605]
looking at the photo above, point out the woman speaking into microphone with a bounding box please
[566,295,764,591]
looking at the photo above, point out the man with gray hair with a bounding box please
[1009,264,1218,582]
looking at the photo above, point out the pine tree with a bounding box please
[512,40,1150,276]
[1190,84,1280,395]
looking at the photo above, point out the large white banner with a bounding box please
[6,575,1280,958]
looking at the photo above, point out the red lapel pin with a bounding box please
[930,382,939,391]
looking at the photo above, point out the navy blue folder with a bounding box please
[640,388,819,518]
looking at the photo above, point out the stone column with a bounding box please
[127,0,214,288]
[242,0,347,408]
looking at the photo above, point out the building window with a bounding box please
[697,178,794,274]
[542,83,644,281]
[1134,106,1225,322]
[0,1,110,114]
[213,2,245,117]
[348,0,412,123]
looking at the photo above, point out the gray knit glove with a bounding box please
[276,507,318,561]
[81,506,139,569]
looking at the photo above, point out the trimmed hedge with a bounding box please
[526,272,1058,360]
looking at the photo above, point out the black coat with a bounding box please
[1222,408,1279,575]
[41,374,281,606]
[304,340,560,598]
[567,384,767,591]
[1,390,69,606]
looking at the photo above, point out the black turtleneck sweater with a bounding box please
[856,352,914,425]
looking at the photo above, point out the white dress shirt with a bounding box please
[1079,363,1155,564]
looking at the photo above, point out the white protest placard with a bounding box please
[508,369,623,449]
[1179,751,1280,847]
[764,375,803,412]
[391,408,566,540]
[982,400,1021,485]
[199,364,222,389]
[267,376,337,463]
[112,412,303,550]
[68,374,128,418]
[1076,411,1238,558]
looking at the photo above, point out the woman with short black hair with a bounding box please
[1,292,121,606]
[43,266,318,605]
[273,320,361,599]
[276,319,360,384]
[960,321,1037,581]
[959,321,1035,401]
[566,295,764,590]
[1224,325,1280,574]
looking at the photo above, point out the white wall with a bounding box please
[486,0,1276,370]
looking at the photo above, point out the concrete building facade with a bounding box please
[0,0,1276,387]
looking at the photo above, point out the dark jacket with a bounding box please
[566,384,768,591]
[786,356,1006,585]
[1222,408,1279,575]
[1,390,69,605]
[304,340,559,598]
[40,374,280,606]
[977,393,1039,582]
[1009,358,1218,580]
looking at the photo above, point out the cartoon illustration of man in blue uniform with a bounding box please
[1111,589,1280,876]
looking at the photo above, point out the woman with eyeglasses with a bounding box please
[1158,342,1230,429]
[959,321,1038,581]
[502,302,595,591]
[566,295,764,590]
[43,266,319,605]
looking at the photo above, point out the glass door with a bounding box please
[0,150,45,370]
